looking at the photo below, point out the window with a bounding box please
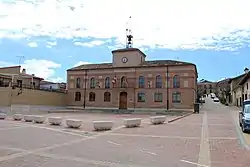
[173,75,180,88]
[137,92,145,102]
[156,75,162,88]
[75,92,81,101]
[139,76,145,88]
[104,92,111,102]
[154,92,163,102]
[121,76,127,88]
[89,92,95,101]
[105,77,110,88]
[90,77,95,88]
[172,92,181,103]
[76,78,80,88]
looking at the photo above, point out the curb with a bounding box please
[168,112,194,123]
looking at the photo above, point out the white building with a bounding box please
[40,81,66,91]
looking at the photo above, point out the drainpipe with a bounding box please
[83,70,87,109]
[166,65,169,110]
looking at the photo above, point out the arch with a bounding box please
[76,78,81,88]
[90,77,95,88]
[155,75,162,88]
[89,92,96,101]
[119,92,127,109]
[104,92,111,102]
[105,77,110,88]
[75,92,81,101]
[138,76,145,88]
[173,75,180,88]
[121,76,127,88]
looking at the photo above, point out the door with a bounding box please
[119,92,127,109]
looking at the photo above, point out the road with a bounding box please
[200,96,250,167]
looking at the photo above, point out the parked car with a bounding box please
[239,100,250,133]
[213,97,219,102]
[200,97,205,103]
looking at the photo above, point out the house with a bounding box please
[0,66,43,89]
[239,69,250,102]
[67,48,198,110]
[197,79,217,96]
[40,81,66,91]
[228,68,249,106]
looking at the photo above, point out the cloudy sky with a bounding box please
[0,0,250,82]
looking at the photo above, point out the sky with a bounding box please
[0,0,250,83]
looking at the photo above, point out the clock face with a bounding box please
[121,57,128,63]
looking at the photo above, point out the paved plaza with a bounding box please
[0,99,250,167]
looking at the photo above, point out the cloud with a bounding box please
[0,61,14,67]
[1,0,250,50]
[27,42,38,47]
[74,40,106,47]
[73,61,91,67]
[21,59,61,80]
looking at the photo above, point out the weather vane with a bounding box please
[126,16,133,48]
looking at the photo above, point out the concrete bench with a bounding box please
[93,121,113,131]
[33,115,46,124]
[124,118,142,128]
[48,117,62,125]
[150,116,166,125]
[0,113,6,119]
[66,119,82,128]
[13,114,23,121]
[23,115,34,122]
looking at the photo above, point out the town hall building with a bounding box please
[67,47,198,110]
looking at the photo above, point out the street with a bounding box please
[0,99,250,167]
[200,97,250,166]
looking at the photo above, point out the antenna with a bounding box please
[16,55,24,66]
[125,16,133,48]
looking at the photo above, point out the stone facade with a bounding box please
[67,48,198,110]
[197,80,217,96]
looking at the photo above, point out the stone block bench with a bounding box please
[33,115,46,124]
[0,113,6,119]
[93,121,113,131]
[13,114,23,121]
[66,119,82,128]
[124,118,142,128]
[48,117,62,126]
[23,115,34,122]
[150,116,166,125]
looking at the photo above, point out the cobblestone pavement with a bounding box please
[203,97,250,167]
[0,101,249,167]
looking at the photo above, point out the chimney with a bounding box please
[244,68,249,74]
[22,68,26,74]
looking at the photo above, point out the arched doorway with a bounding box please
[119,92,127,109]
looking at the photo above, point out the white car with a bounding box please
[213,97,220,102]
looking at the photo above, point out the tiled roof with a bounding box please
[239,72,250,85]
[68,60,194,71]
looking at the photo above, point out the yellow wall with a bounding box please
[0,87,67,106]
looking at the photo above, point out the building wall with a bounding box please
[40,83,60,90]
[67,65,196,109]
[0,66,20,74]
[243,78,250,100]
[0,87,67,106]
[235,86,242,106]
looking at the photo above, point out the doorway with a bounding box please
[119,92,127,109]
